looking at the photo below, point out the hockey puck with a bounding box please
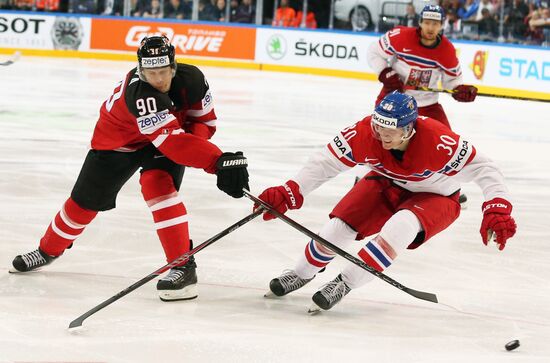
[505,340,520,351]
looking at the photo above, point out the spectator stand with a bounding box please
[0,0,547,47]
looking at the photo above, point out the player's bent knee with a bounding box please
[315,217,358,252]
[380,209,423,250]
[140,169,177,199]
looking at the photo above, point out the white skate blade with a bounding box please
[158,284,198,301]
[67,325,87,334]
[8,266,36,273]
[307,303,322,314]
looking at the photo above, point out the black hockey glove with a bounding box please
[215,151,249,198]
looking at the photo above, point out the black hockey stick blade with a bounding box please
[68,209,263,329]
[245,190,438,304]
[0,51,21,66]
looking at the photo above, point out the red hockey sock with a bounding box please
[40,197,98,256]
[140,170,190,263]
[357,236,396,272]
[304,239,335,268]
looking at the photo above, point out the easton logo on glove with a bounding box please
[256,180,304,221]
[479,197,516,250]
[283,183,298,208]
[482,202,510,214]
[482,198,512,214]
[384,70,396,79]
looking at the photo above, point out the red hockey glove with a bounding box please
[378,67,404,92]
[480,198,517,250]
[452,85,478,102]
[256,180,304,221]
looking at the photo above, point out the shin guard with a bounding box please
[140,169,190,264]
[39,197,97,256]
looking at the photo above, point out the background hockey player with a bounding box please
[11,35,250,302]
[256,92,516,312]
[367,4,478,129]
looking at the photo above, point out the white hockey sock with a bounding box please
[295,218,357,279]
[342,209,422,289]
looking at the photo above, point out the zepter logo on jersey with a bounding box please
[203,89,213,108]
[137,109,176,134]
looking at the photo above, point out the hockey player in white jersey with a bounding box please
[256,92,516,312]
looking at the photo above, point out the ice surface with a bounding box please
[1,57,549,362]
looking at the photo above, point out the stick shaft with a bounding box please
[244,190,438,303]
[408,86,550,103]
[68,209,263,329]
[0,51,21,66]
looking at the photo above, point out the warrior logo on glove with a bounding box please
[215,151,249,198]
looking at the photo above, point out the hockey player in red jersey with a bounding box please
[367,4,478,129]
[11,36,249,302]
[256,92,516,312]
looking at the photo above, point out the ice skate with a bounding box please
[308,274,351,314]
[10,248,57,273]
[265,269,314,298]
[157,256,198,301]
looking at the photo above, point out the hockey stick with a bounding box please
[68,209,263,329]
[0,51,21,66]
[406,86,550,103]
[244,190,438,304]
